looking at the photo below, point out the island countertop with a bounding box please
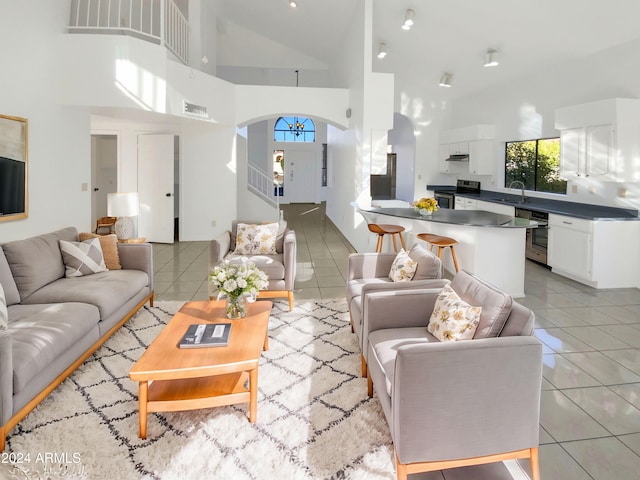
[369,207,536,228]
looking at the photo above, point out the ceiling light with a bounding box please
[483,49,499,67]
[289,1,297,7]
[439,73,453,87]
[377,42,387,59]
[402,9,415,30]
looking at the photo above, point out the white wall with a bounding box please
[0,1,94,242]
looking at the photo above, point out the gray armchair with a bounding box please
[210,220,296,311]
[364,270,542,480]
[347,244,448,377]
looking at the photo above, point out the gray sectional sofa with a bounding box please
[0,227,154,450]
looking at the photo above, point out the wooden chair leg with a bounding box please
[398,232,407,251]
[287,291,295,311]
[361,354,367,378]
[376,235,383,252]
[395,452,408,480]
[391,233,398,252]
[530,447,540,480]
[449,246,460,272]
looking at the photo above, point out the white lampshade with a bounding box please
[107,192,139,217]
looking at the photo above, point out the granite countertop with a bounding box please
[427,185,639,220]
[369,207,536,228]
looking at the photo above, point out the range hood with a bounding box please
[446,153,469,161]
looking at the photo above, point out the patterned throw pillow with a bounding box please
[388,249,418,282]
[427,284,482,341]
[234,223,279,255]
[0,282,7,331]
[79,232,121,270]
[59,238,107,278]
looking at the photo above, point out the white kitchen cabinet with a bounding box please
[439,144,467,173]
[468,141,495,175]
[455,197,477,210]
[548,215,593,281]
[555,98,640,182]
[559,125,614,178]
[547,213,639,288]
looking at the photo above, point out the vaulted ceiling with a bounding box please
[215,0,640,98]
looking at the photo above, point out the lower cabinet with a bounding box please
[548,214,639,288]
[475,199,515,216]
[548,215,593,281]
[455,197,477,210]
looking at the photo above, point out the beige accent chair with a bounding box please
[346,244,448,377]
[209,220,296,311]
[363,270,542,480]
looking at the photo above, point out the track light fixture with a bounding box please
[439,73,453,87]
[402,9,415,30]
[483,48,499,67]
[377,42,387,59]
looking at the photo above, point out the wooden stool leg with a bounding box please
[376,234,383,252]
[391,233,398,252]
[436,246,444,259]
[449,246,460,272]
[398,232,406,251]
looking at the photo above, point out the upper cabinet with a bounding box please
[439,125,495,175]
[555,98,640,182]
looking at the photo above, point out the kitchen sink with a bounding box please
[496,197,530,204]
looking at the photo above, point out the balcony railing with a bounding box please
[68,0,189,65]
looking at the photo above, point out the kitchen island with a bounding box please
[366,207,536,297]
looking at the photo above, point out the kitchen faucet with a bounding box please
[508,180,526,203]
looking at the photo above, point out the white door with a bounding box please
[91,135,118,230]
[285,150,316,203]
[138,134,175,243]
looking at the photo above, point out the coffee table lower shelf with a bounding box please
[138,369,257,439]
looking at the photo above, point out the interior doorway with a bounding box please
[91,134,118,232]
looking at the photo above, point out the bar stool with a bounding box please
[368,223,407,252]
[417,233,460,272]
[355,206,407,252]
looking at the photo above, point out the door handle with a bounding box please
[166,193,172,197]
[93,188,99,192]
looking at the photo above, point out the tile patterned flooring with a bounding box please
[152,203,640,480]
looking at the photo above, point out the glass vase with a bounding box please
[225,294,247,319]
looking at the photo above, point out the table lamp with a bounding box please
[107,192,139,240]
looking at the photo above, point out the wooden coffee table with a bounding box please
[128,300,272,439]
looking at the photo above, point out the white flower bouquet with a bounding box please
[209,257,269,302]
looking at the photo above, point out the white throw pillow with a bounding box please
[234,223,279,255]
[388,249,418,282]
[427,284,482,341]
[0,283,7,331]
[59,238,107,278]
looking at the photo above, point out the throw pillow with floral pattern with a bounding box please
[427,284,482,341]
[234,223,279,255]
[388,249,418,282]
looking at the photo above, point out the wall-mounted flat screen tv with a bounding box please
[0,156,26,215]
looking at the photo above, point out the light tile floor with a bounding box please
[151,203,640,480]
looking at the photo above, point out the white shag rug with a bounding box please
[3,299,396,480]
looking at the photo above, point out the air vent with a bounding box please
[183,101,208,118]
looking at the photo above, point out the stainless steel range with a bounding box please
[434,179,481,209]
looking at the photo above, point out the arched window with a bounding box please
[274,116,315,142]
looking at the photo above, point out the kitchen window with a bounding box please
[505,138,567,194]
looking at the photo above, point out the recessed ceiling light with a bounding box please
[289,1,297,7]
[483,49,499,67]
[377,42,387,59]
[439,73,453,87]
[402,9,414,30]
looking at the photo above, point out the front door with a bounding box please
[284,150,316,203]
